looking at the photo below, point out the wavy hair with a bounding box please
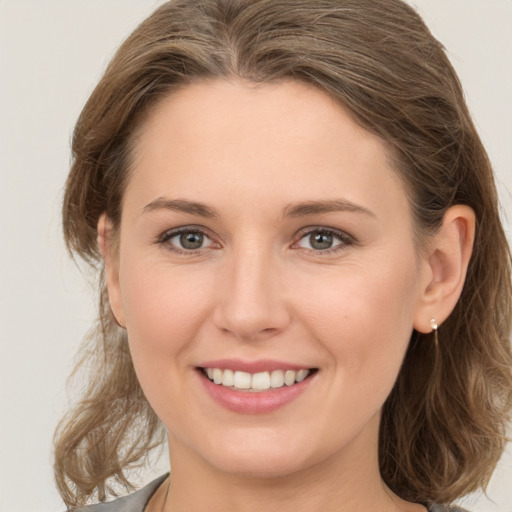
[55,0,512,507]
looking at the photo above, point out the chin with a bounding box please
[211,451,314,480]
[187,427,335,481]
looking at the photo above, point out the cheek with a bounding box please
[116,258,220,425]
[117,256,217,386]
[120,257,211,333]
[294,252,419,384]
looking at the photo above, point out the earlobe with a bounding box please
[414,205,475,334]
[97,214,126,328]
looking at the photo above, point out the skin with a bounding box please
[99,80,475,512]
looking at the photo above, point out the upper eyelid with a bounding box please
[157,225,214,242]
[156,227,219,254]
[294,226,355,242]
[155,224,355,248]
[291,227,356,255]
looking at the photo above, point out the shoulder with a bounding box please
[68,474,168,512]
[429,505,470,512]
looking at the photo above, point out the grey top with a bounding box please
[70,474,468,512]
[71,475,168,512]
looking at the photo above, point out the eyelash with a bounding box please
[156,226,355,255]
[157,226,217,254]
[292,226,355,254]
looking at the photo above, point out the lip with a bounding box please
[197,358,310,373]
[196,361,316,414]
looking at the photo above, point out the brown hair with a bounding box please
[55,0,512,507]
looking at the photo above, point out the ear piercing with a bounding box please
[430,318,439,347]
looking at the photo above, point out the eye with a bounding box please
[294,228,353,252]
[159,228,216,252]
[176,231,206,250]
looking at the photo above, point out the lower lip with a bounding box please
[198,370,314,414]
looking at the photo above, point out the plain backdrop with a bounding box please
[0,1,511,511]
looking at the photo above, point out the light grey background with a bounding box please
[0,1,510,511]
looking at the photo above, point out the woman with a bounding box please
[54,0,512,511]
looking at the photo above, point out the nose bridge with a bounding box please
[214,237,289,340]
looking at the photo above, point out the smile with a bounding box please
[197,360,318,413]
[202,368,312,392]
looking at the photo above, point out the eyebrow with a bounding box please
[142,197,375,219]
[142,198,218,218]
[282,199,376,218]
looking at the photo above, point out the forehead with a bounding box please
[126,79,410,223]
[133,79,390,166]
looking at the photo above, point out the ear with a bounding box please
[97,213,126,328]
[413,205,476,334]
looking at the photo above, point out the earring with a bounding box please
[430,318,439,347]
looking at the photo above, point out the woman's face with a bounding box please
[106,80,431,479]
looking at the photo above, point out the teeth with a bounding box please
[203,368,312,391]
[296,369,309,382]
[270,370,285,388]
[252,372,271,390]
[213,368,223,384]
[221,369,234,387]
[233,371,251,389]
[284,370,295,386]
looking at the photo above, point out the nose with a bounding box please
[213,244,291,341]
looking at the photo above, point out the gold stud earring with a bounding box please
[430,318,439,347]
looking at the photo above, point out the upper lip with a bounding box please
[197,359,314,373]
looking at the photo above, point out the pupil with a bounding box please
[180,232,203,249]
[311,232,333,250]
